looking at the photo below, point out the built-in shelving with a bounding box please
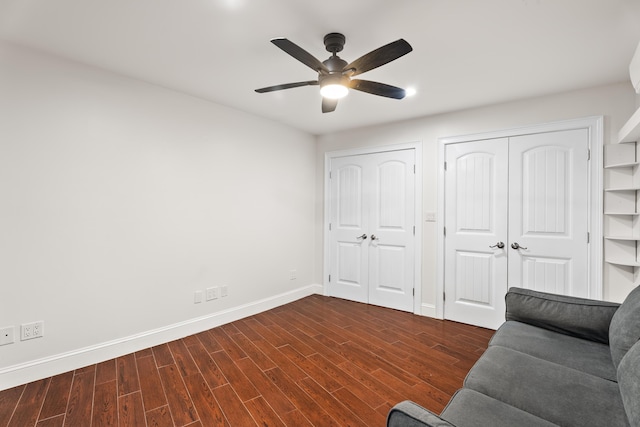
[605,109,640,280]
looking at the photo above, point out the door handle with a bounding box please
[371,234,379,241]
[357,234,368,240]
[511,242,528,250]
[489,242,505,249]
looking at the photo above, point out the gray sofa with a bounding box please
[388,286,640,427]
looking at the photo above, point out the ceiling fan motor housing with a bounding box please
[323,55,348,73]
[324,32,346,53]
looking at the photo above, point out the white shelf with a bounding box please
[605,161,640,169]
[604,212,640,216]
[605,187,640,192]
[605,236,640,241]
[605,258,640,267]
[618,107,640,144]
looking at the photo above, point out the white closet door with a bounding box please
[443,129,591,329]
[444,139,509,329]
[368,150,415,312]
[508,129,590,296]
[329,156,369,304]
[329,149,416,312]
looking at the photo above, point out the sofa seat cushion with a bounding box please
[618,340,640,426]
[441,389,558,427]
[490,321,617,381]
[465,346,629,427]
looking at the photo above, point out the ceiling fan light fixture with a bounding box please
[320,74,350,99]
[320,83,349,99]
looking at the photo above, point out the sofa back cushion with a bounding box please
[618,340,640,426]
[506,287,619,344]
[610,285,640,368]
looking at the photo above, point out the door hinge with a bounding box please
[413,288,415,296]
[444,161,447,171]
[328,274,331,282]
[413,225,416,236]
[443,292,446,302]
[329,171,332,179]
[443,226,446,236]
[413,164,416,174]
[587,232,590,243]
[329,223,332,231]
[587,149,591,161]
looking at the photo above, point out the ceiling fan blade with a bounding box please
[271,38,329,74]
[255,80,318,93]
[349,79,406,99]
[322,97,338,113]
[344,39,412,77]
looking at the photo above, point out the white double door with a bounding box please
[328,149,415,312]
[444,129,590,329]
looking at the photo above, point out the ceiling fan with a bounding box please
[255,33,413,113]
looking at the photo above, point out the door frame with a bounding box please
[324,142,423,314]
[436,116,604,320]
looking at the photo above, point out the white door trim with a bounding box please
[324,142,423,314]
[436,116,603,319]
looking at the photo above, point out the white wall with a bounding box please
[2,39,638,391]
[0,42,317,388]
[316,82,638,313]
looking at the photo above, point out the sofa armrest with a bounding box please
[505,287,620,344]
[387,401,456,427]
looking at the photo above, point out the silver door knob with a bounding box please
[357,234,368,240]
[511,242,528,250]
[371,234,379,240]
[489,242,505,249]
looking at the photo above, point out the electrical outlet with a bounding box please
[22,323,32,340]
[33,321,43,337]
[206,287,218,301]
[194,290,203,304]
[221,285,228,297]
[0,326,15,346]
[289,269,297,280]
[21,321,44,341]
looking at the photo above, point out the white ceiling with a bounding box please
[1,0,640,135]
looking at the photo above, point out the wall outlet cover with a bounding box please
[194,290,203,304]
[20,321,44,341]
[0,326,14,346]
[206,287,218,301]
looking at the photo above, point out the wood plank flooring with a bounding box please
[0,295,494,427]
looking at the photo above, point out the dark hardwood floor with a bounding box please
[0,295,494,427]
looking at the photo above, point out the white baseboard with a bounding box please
[0,284,323,391]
